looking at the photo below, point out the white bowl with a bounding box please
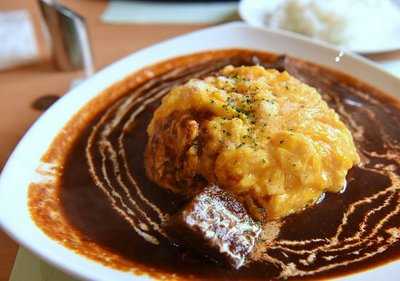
[239,0,400,54]
[1,22,400,281]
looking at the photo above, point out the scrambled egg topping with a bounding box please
[146,65,360,220]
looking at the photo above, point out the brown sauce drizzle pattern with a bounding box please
[29,50,400,280]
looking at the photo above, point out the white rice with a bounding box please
[267,0,400,50]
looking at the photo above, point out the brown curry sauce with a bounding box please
[29,49,400,280]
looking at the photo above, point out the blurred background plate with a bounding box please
[239,0,400,55]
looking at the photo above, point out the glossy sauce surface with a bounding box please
[29,50,400,280]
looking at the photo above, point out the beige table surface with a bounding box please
[1,1,400,281]
[0,1,202,280]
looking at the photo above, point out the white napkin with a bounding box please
[9,248,76,281]
[101,1,238,24]
[0,10,38,71]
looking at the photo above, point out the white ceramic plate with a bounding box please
[239,0,400,54]
[1,22,400,281]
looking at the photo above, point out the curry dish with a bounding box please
[28,49,400,281]
[146,65,360,220]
